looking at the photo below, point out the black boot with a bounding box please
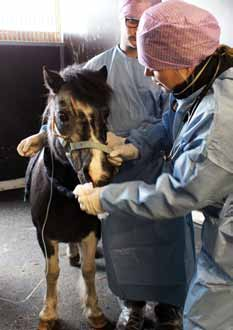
[116,300,146,330]
[154,303,182,330]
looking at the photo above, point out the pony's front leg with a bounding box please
[38,239,60,330]
[79,232,108,329]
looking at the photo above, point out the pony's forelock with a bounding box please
[61,65,112,109]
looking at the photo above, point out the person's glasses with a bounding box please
[125,18,139,28]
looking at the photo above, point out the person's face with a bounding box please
[144,67,194,91]
[121,17,139,49]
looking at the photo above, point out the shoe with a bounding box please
[154,304,182,330]
[116,304,130,330]
[116,305,145,330]
[125,308,144,330]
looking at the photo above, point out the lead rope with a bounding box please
[0,148,54,304]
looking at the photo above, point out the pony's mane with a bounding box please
[61,64,112,108]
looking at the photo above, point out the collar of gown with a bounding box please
[173,46,233,100]
[116,44,138,61]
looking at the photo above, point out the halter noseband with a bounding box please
[52,122,112,184]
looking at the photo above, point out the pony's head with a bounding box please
[43,65,115,186]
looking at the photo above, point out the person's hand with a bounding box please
[107,132,126,148]
[73,183,104,216]
[17,132,46,157]
[108,143,139,166]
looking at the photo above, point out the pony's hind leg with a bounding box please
[37,238,60,330]
[79,232,108,329]
[67,242,81,267]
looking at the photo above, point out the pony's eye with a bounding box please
[58,111,69,122]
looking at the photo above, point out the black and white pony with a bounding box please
[27,65,114,330]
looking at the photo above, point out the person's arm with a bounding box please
[100,150,233,220]
[127,110,171,160]
[106,110,171,167]
[127,86,170,140]
[17,122,48,158]
[106,114,170,167]
[17,130,46,157]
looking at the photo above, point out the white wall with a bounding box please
[186,0,233,46]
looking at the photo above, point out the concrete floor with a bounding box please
[0,189,202,330]
[0,189,120,330]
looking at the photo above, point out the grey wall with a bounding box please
[186,0,233,46]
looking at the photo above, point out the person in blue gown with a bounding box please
[77,1,233,329]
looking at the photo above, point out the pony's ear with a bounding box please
[43,66,64,93]
[98,66,108,82]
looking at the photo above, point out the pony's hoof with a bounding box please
[69,255,81,267]
[38,319,56,330]
[88,314,109,329]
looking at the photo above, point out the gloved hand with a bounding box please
[108,143,139,166]
[107,131,126,148]
[17,132,46,157]
[73,183,104,216]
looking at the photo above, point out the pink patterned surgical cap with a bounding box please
[137,0,220,70]
[119,0,161,20]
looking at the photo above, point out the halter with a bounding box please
[51,116,112,183]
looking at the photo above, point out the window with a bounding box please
[0,0,62,43]
[0,0,119,44]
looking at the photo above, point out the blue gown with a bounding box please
[100,68,233,328]
[85,45,195,306]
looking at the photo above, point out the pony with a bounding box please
[27,64,115,330]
